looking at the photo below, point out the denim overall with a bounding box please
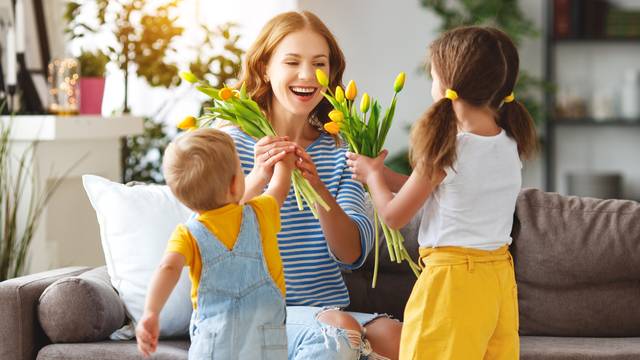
[186,205,287,360]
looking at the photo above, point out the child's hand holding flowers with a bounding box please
[346,150,388,185]
[316,69,420,287]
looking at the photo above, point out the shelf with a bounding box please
[552,118,640,126]
[0,115,144,141]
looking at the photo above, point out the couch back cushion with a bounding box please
[512,188,640,337]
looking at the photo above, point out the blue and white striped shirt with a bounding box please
[224,126,374,308]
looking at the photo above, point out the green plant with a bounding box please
[121,23,245,184]
[77,50,110,77]
[385,0,547,175]
[65,0,184,112]
[65,1,245,184]
[122,116,171,184]
[0,107,75,280]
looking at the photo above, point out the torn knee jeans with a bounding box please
[286,306,391,360]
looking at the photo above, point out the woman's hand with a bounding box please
[252,136,297,183]
[346,150,388,184]
[295,147,324,189]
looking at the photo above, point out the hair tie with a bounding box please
[445,89,458,101]
[504,92,515,103]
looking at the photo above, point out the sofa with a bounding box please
[1,188,639,359]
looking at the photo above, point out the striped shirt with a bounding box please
[224,126,374,308]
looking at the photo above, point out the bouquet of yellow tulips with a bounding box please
[315,69,420,287]
[178,71,330,218]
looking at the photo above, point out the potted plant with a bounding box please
[77,50,109,115]
[0,106,69,280]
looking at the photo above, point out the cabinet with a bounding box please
[544,0,640,198]
[0,115,143,273]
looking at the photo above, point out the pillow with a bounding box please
[82,175,193,338]
[38,267,126,343]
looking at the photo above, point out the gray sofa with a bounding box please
[1,188,639,359]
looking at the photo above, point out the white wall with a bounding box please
[300,0,440,158]
[300,0,546,190]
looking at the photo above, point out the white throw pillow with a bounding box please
[82,175,193,338]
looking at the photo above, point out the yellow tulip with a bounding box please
[323,121,341,135]
[345,80,357,101]
[315,69,329,88]
[219,87,233,101]
[180,71,198,84]
[335,86,345,102]
[328,109,344,123]
[360,93,370,113]
[394,72,406,92]
[177,115,197,130]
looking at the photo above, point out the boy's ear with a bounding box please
[229,174,240,196]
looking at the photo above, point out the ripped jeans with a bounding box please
[286,306,390,360]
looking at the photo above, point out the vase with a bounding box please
[79,77,106,115]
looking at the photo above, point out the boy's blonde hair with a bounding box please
[163,128,239,212]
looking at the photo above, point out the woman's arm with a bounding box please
[347,152,444,229]
[384,166,410,193]
[296,148,371,265]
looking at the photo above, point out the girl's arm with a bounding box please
[135,252,185,357]
[296,148,364,265]
[347,152,444,229]
[384,166,410,193]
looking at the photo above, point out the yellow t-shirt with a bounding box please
[165,195,285,309]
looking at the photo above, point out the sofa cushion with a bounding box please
[37,340,189,360]
[38,267,126,343]
[512,188,640,337]
[520,336,640,360]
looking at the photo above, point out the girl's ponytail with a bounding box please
[498,97,538,159]
[410,97,458,180]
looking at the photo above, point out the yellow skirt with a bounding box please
[399,245,519,360]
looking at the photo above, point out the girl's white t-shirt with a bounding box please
[418,129,522,250]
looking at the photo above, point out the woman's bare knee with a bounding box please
[364,317,402,360]
[316,309,362,333]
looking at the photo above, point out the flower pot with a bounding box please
[79,77,105,115]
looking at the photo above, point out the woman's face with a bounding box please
[430,64,445,102]
[265,28,330,118]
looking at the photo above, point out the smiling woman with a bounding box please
[215,11,403,360]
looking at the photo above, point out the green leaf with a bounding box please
[378,95,397,153]
[196,86,221,100]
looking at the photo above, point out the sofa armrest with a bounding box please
[0,266,92,360]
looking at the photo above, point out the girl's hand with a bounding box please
[252,136,297,182]
[136,312,160,358]
[295,147,323,189]
[346,150,388,184]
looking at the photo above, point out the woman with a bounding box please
[221,11,402,360]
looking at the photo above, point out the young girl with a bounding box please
[346,26,537,359]
[220,11,401,360]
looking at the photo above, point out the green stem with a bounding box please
[380,220,396,262]
[372,207,380,288]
